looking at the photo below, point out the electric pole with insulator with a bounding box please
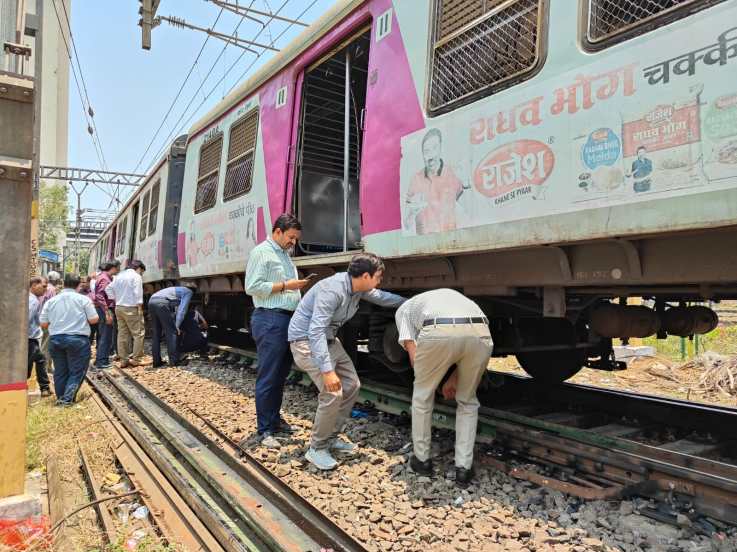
[138,0,160,50]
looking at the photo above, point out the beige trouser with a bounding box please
[116,306,145,362]
[290,339,361,450]
[412,323,492,469]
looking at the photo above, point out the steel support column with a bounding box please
[0,71,34,498]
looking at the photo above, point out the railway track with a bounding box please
[87,367,367,552]
[209,342,737,528]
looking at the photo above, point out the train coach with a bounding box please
[91,0,737,383]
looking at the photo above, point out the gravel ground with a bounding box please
[125,353,737,552]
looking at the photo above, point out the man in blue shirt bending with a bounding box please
[149,282,197,367]
[289,253,406,470]
[245,213,309,448]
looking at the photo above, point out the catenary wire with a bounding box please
[132,6,226,174]
[143,0,316,175]
[139,0,259,174]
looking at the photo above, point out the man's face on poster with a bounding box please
[422,135,442,174]
[637,147,647,160]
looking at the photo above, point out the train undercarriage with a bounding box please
[169,226,737,383]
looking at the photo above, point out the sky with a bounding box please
[64,0,333,213]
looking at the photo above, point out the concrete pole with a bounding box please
[0,70,35,497]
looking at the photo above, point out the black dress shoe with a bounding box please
[455,466,474,487]
[275,419,297,434]
[410,454,433,476]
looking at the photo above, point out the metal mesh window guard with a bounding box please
[195,136,223,213]
[429,0,543,113]
[148,180,161,236]
[586,0,724,45]
[139,191,150,241]
[224,110,259,201]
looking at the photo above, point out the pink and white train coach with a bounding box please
[91,0,737,382]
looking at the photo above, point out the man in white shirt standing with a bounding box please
[40,273,99,405]
[108,260,148,367]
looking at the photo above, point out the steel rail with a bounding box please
[86,390,227,551]
[87,374,264,551]
[98,368,367,552]
[206,342,737,524]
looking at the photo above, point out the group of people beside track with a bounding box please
[27,261,208,406]
[246,213,493,486]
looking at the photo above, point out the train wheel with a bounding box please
[515,348,586,384]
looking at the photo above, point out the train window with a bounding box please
[223,109,259,202]
[195,135,223,213]
[117,216,127,256]
[428,0,546,115]
[148,180,161,235]
[583,0,726,49]
[139,191,150,241]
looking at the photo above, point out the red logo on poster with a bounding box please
[473,140,554,198]
[622,102,700,156]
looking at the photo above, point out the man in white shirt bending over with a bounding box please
[108,260,149,367]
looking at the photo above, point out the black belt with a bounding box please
[256,307,294,316]
[422,316,488,327]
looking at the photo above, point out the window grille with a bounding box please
[139,191,150,241]
[429,0,544,114]
[585,0,725,46]
[224,110,259,202]
[148,180,161,235]
[195,136,223,213]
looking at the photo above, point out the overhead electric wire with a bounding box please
[51,0,107,172]
[59,0,108,172]
[143,0,317,175]
[132,6,226,174]
[140,1,258,174]
[50,0,116,205]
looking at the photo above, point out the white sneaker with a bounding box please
[260,433,281,449]
[330,438,357,454]
[305,447,338,470]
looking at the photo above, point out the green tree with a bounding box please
[64,247,90,276]
[39,183,69,252]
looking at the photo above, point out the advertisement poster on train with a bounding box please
[399,14,737,237]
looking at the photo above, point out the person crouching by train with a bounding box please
[245,213,309,448]
[108,260,150,367]
[394,289,492,486]
[148,281,197,367]
[288,253,406,470]
[39,273,99,406]
[92,260,120,370]
[178,307,209,358]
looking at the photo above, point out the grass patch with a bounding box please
[641,325,737,362]
[26,398,88,471]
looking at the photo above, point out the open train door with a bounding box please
[293,27,371,254]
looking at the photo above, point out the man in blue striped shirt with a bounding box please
[245,214,309,447]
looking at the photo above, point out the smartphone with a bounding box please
[305,273,319,281]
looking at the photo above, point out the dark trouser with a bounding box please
[89,321,98,346]
[179,330,208,355]
[251,308,293,434]
[111,314,118,355]
[94,306,113,368]
[149,299,179,366]
[27,338,50,391]
[49,334,91,404]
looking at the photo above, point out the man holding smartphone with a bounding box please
[245,213,310,448]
